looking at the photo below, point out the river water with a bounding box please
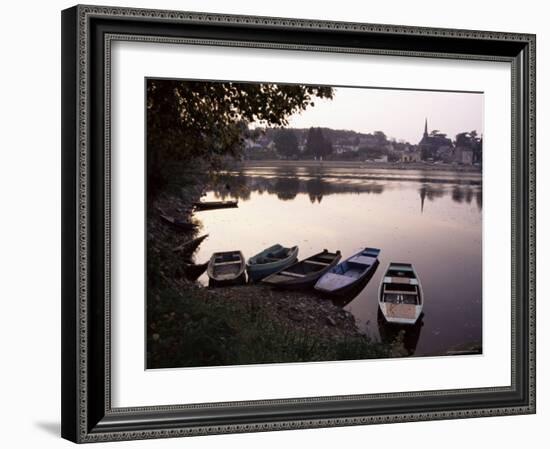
[193,164,482,357]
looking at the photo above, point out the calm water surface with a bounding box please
[193,165,482,357]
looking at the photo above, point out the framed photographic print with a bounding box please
[61,4,536,443]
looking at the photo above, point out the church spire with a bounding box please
[424,118,428,137]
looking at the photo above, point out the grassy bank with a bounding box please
[147,283,391,369]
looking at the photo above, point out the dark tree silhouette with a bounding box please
[273,128,299,159]
[455,131,482,164]
[147,80,333,194]
[305,127,333,159]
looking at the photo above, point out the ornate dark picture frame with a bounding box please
[61,4,536,443]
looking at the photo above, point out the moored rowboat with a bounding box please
[160,213,198,231]
[246,244,299,282]
[207,251,246,286]
[182,261,209,281]
[262,249,341,289]
[378,263,423,325]
[314,247,380,296]
[172,234,209,254]
[194,200,238,211]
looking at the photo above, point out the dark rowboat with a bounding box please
[315,247,380,296]
[207,251,246,286]
[160,213,198,231]
[194,200,238,211]
[378,263,423,325]
[172,234,208,254]
[246,244,299,282]
[182,261,209,281]
[262,249,341,289]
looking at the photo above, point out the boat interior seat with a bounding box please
[305,260,330,266]
[280,271,305,278]
[268,249,288,258]
[384,289,418,295]
[343,268,363,278]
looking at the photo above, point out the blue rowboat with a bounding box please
[314,247,381,296]
[246,244,299,282]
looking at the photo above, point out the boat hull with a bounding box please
[246,244,299,282]
[314,248,380,296]
[207,251,246,287]
[183,261,209,281]
[379,303,423,325]
[160,214,198,231]
[208,272,246,287]
[194,200,238,211]
[378,262,423,325]
[262,250,341,290]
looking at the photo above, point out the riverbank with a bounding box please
[237,159,481,173]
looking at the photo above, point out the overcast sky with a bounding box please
[283,86,483,144]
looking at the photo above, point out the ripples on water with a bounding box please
[193,164,482,357]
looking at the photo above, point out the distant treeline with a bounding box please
[245,126,482,164]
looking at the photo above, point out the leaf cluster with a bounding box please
[147,80,333,164]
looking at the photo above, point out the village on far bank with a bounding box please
[244,118,482,167]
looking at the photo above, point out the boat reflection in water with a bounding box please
[377,308,424,356]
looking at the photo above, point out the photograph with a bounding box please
[146,79,484,369]
[58,3,536,443]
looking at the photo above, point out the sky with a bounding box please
[281,86,483,144]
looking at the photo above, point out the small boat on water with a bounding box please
[378,263,423,325]
[246,244,299,282]
[182,261,209,281]
[262,249,341,289]
[314,247,380,296]
[194,200,238,211]
[207,251,246,286]
[160,213,198,231]
[172,234,209,254]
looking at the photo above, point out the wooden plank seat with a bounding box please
[279,271,306,278]
[304,260,330,266]
[385,277,414,284]
[383,288,418,295]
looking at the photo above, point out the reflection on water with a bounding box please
[211,166,480,212]
[194,165,482,357]
[377,308,424,356]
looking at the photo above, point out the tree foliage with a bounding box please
[146,80,333,187]
[455,131,480,147]
[273,128,299,158]
[455,131,483,164]
[373,131,387,143]
[305,127,333,159]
